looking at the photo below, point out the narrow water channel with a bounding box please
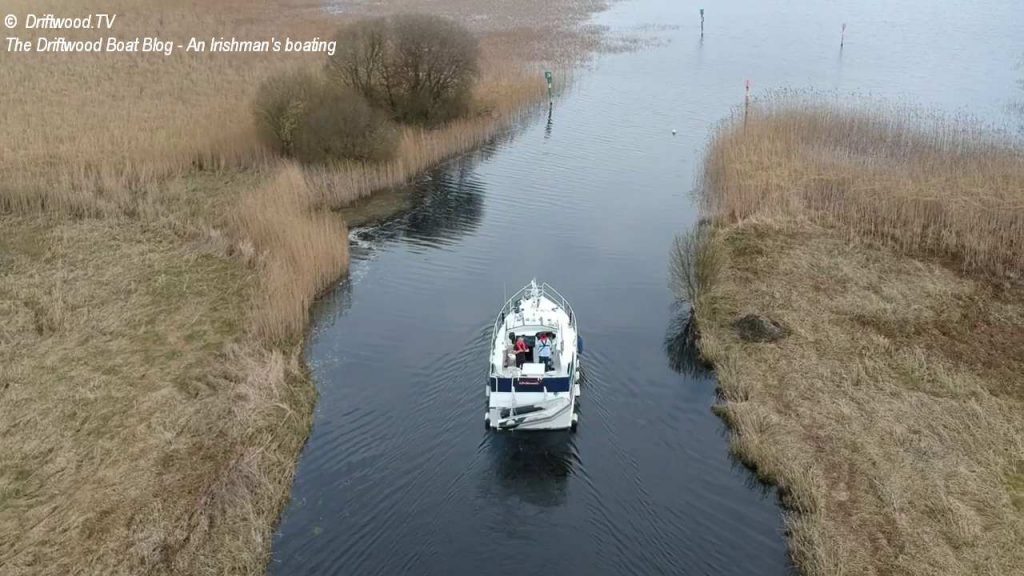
[271,0,1021,573]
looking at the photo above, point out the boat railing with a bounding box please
[491,282,577,339]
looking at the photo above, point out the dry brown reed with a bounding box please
[0,0,582,221]
[230,163,349,343]
[0,214,315,575]
[0,0,333,217]
[696,102,1024,575]
[699,222,1024,576]
[703,99,1024,276]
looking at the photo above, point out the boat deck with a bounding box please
[490,283,577,380]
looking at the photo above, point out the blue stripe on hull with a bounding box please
[490,376,571,393]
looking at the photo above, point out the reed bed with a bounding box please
[0,213,316,575]
[230,163,349,343]
[694,101,1024,575]
[0,0,332,217]
[0,1,583,221]
[703,99,1024,275]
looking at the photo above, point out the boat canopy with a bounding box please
[507,325,557,338]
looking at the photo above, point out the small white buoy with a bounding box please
[671,129,677,136]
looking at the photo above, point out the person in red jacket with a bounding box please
[514,336,529,368]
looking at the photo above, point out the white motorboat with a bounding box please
[486,280,582,431]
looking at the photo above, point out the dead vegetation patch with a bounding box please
[693,102,1024,575]
[700,221,1024,576]
[0,215,313,575]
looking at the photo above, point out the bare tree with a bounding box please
[328,14,480,125]
[670,223,720,305]
[328,19,391,109]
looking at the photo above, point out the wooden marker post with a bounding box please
[744,79,751,129]
[544,70,553,104]
[841,23,847,48]
[700,8,704,36]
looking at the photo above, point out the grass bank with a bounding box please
[687,102,1024,575]
[0,1,603,573]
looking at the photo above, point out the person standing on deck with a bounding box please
[537,332,553,372]
[514,336,530,368]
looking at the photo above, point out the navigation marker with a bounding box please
[744,79,751,129]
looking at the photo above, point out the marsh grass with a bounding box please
[0,215,313,575]
[695,101,1024,575]
[703,99,1024,276]
[0,0,330,214]
[0,0,561,217]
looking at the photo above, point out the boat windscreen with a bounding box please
[509,325,556,337]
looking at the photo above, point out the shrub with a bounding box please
[327,14,480,126]
[254,70,398,164]
[293,85,398,164]
[253,68,319,157]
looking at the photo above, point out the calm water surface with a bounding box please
[272,0,1021,573]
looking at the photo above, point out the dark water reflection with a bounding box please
[664,302,705,377]
[273,0,1020,573]
[350,154,489,251]
[483,432,578,509]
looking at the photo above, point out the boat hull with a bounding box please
[490,376,572,393]
[485,390,578,431]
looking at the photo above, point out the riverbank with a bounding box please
[691,102,1024,574]
[0,1,604,574]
